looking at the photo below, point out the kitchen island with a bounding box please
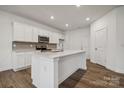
[32,50,86,88]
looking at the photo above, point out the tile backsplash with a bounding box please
[12,42,57,51]
[12,42,35,51]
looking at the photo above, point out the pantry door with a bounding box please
[95,27,107,67]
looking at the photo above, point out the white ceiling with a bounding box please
[0,5,118,31]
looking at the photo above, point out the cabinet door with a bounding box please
[32,57,41,87]
[49,32,58,43]
[39,61,51,87]
[59,33,65,40]
[13,22,25,41]
[55,33,59,43]
[39,28,44,36]
[49,32,54,43]
[51,32,59,44]
[32,56,51,88]
[16,53,25,69]
[25,25,33,42]
[43,30,49,37]
[32,27,38,42]
[25,52,32,67]
[38,29,49,37]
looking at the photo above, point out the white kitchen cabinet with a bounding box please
[39,28,46,36]
[13,22,63,43]
[32,27,38,42]
[24,25,33,42]
[59,33,65,40]
[16,53,25,69]
[43,30,50,37]
[49,32,54,43]
[13,22,25,41]
[13,52,25,71]
[38,28,43,36]
[50,32,64,44]
[49,32,59,44]
[32,56,53,88]
[32,57,41,86]
[38,28,61,44]
[39,29,49,37]
[12,52,32,71]
[13,22,33,42]
[25,52,32,66]
[55,33,59,43]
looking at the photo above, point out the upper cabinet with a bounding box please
[38,28,44,36]
[13,22,33,42]
[32,27,39,42]
[13,22,64,44]
[58,33,65,40]
[13,22,25,41]
[24,24,33,42]
[49,32,65,44]
[49,32,59,44]
[39,29,49,37]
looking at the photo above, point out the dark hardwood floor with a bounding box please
[0,61,124,88]
[60,61,124,88]
[0,68,32,88]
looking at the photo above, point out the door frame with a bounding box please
[95,26,108,67]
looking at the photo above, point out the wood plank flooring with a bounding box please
[0,61,124,88]
[0,68,32,88]
[60,61,124,88]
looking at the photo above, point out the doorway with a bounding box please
[95,27,107,67]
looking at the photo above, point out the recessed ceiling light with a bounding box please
[76,5,81,7]
[86,17,90,21]
[50,16,54,20]
[65,24,69,27]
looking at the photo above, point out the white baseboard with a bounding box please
[13,65,31,72]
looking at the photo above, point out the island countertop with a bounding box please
[33,50,86,59]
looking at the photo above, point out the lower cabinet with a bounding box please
[12,52,32,71]
[32,56,54,88]
[25,52,32,67]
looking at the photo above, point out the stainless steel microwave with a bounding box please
[38,35,49,43]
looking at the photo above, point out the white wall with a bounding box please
[116,6,124,73]
[90,9,117,71]
[90,6,124,73]
[0,10,62,72]
[0,15,12,71]
[64,27,90,59]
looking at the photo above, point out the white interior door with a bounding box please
[95,28,107,66]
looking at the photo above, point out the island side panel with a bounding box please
[49,58,59,88]
[32,55,59,88]
[58,52,86,84]
[82,52,87,69]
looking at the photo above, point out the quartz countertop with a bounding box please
[33,50,86,59]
